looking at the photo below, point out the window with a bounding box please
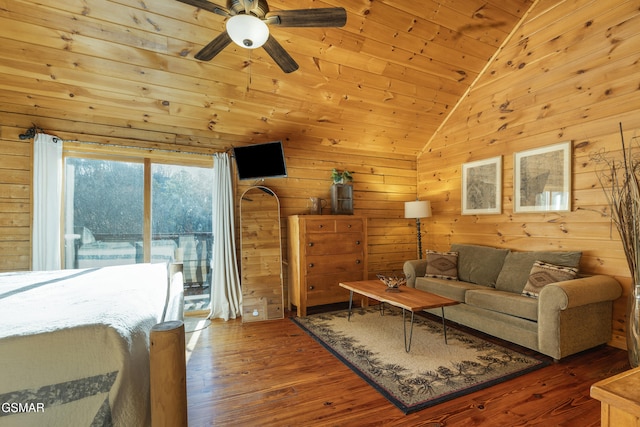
[63,149,214,312]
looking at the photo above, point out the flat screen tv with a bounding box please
[233,141,288,181]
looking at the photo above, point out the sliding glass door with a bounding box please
[64,155,213,314]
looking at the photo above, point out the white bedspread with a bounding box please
[0,263,182,427]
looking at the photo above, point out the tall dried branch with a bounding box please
[592,123,640,285]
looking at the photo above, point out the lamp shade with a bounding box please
[404,200,432,219]
[226,15,269,49]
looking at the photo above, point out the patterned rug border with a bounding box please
[292,307,552,414]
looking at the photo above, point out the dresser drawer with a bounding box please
[305,253,364,275]
[305,271,364,305]
[305,219,335,233]
[305,233,363,255]
[335,219,363,233]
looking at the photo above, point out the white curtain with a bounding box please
[210,153,242,320]
[32,133,63,271]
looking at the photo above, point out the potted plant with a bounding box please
[330,169,354,214]
[593,123,640,368]
[331,168,354,184]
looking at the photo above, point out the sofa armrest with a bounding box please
[403,259,428,288]
[537,274,621,360]
[539,275,622,311]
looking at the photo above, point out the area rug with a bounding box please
[292,306,550,414]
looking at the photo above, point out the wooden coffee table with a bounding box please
[339,280,459,352]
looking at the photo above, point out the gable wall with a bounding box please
[418,0,640,349]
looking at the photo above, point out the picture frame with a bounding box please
[462,156,502,215]
[513,142,571,213]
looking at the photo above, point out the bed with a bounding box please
[0,263,184,427]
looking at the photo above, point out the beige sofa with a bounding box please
[403,244,622,360]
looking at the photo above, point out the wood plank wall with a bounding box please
[236,140,417,305]
[0,113,418,302]
[0,124,31,271]
[418,0,640,350]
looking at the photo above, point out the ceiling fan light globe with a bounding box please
[226,15,269,49]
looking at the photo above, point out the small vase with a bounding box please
[628,280,640,368]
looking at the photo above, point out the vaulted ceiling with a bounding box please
[1,0,534,156]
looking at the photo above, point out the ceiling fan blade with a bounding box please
[262,35,299,73]
[266,8,347,27]
[176,0,229,17]
[194,31,233,61]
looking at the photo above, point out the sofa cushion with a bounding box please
[425,250,458,280]
[522,261,578,298]
[495,251,582,294]
[450,244,509,287]
[414,277,487,303]
[465,289,539,321]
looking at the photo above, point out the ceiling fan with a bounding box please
[177,0,347,73]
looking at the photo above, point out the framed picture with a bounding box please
[514,142,571,213]
[462,156,502,215]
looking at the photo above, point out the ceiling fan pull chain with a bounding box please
[246,50,252,92]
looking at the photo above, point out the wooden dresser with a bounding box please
[287,215,367,316]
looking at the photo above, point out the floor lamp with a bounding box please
[405,200,432,259]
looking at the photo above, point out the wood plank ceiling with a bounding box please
[0,0,533,156]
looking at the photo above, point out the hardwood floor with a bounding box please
[185,310,630,426]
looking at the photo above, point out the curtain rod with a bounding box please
[18,125,45,140]
[63,139,218,158]
[18,125,230,157]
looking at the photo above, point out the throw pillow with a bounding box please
[450,244,509,287]
[522,261,578,298]
[495,251,582,294]
[425,250,458,280]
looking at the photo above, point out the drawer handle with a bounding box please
[348,224,352,228]
[308,242,314,247]
[309,263,314,268]
[318,224,324,229]
[356,240,361,245]
[308,285,314,290]
[355,259,361,264]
